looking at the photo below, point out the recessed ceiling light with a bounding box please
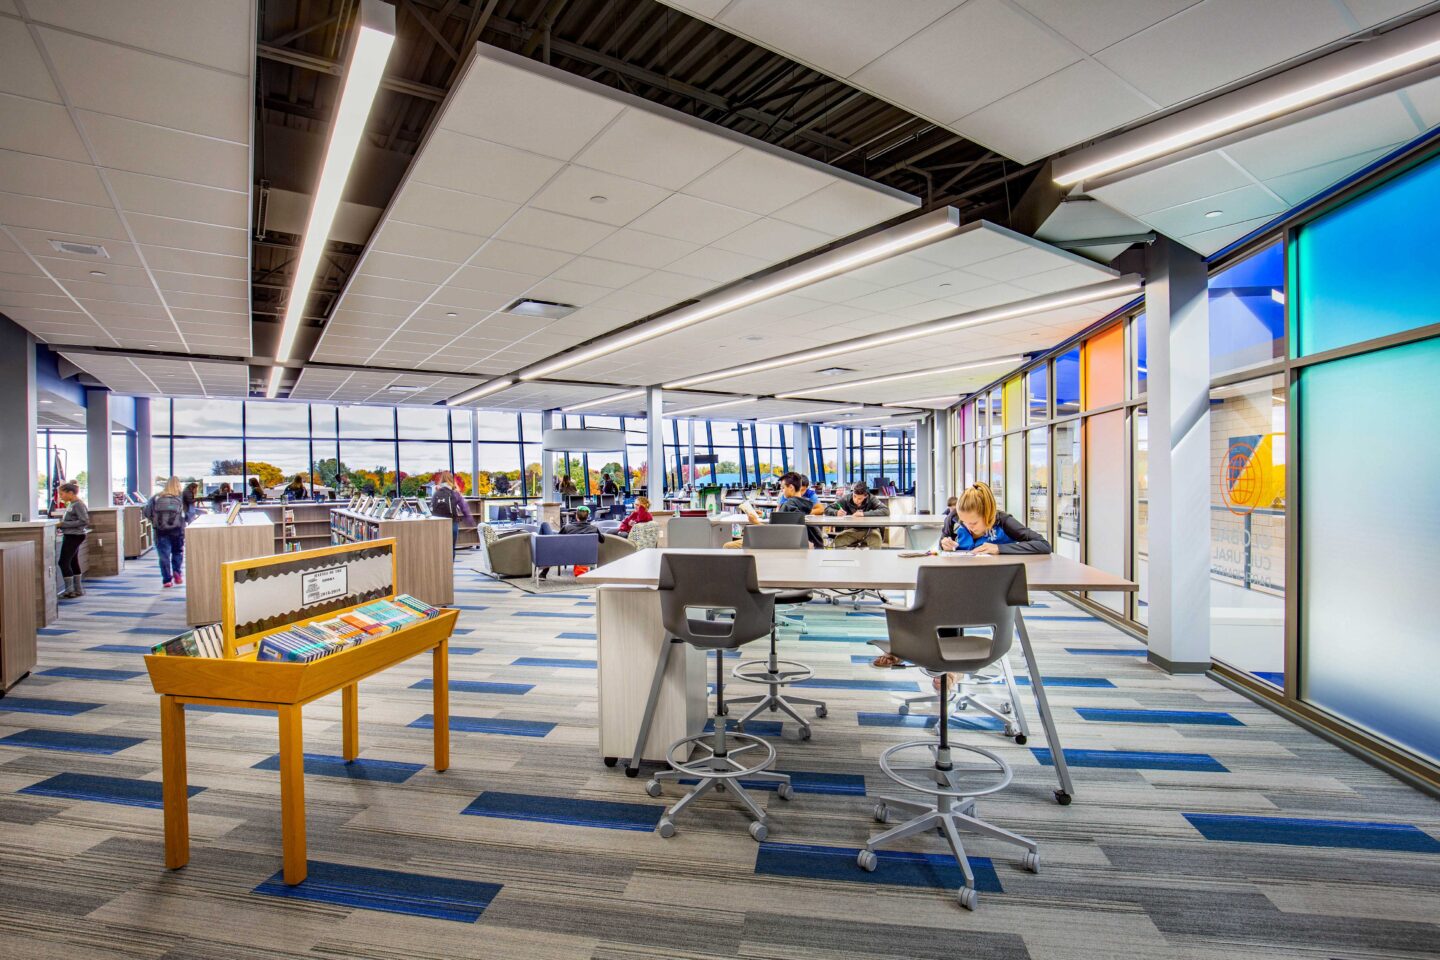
[589,195,608,203]
[445,311,458,318]
[505,298,578,320]
[1204,210,1224,218]
[742,335,764,342]
[388,384,423,393]
[89,270,107,277]
[817,367,856,376]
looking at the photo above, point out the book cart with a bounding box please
[143,538,457,885]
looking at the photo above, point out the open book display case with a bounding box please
[143,538,456,885]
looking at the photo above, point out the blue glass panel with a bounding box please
[1299,337,1440,764]
[1295,154,1440,357]
[1209,241,1284,374]
[1054,348,1080,415]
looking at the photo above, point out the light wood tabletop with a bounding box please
[706,513,945,527]
[582,547,1136,593]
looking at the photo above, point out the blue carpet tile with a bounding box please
[36,666,145,682]
[794,677,920,692]
[1031,748,1228,772]
[1076,707,1243,726]
[20,772,203,809]
[704,718,784,737]
[410,679,533,696]
[37,628,75,636]
[409,714,555,738]
[1254,671,1285,686]
[538,593,589,600]
[0,697,103,716]
[1066,647,1147,656]
[678,770,867,796]
[461,790,664,831]
[83,610,153,618]
[252,752,424,783]
[846,611,884,617]
[755,841,1001,893]
[254,860,503,923]
[187,704,270,715]
[856,712,1007,732]
[510,657,597,669]
[87,644,154,654]
[557,632,595,640]
[1013,676,1115,688]
[1024,615,1099,622]
[0,729,145,754]
[447,604,491,612]
[448,646,483,655]
[122,627,188,636]
[1183,813,1440,853]
[511,610,591,619]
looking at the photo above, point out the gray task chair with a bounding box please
[665,516,714,548]
[642,553,793,841]
[721,524,827,739]
[857,563,1040,911]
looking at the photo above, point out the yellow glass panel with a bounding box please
[1002,377,1023,431]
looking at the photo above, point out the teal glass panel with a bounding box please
[1299,337,1440,764]
[1294,154,1440,357]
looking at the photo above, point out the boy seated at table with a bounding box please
[723,472,824,548]
[871,481,1049,669]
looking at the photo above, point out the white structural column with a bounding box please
[915,417,934,510]
[0,318,38,521]
[934,412,952,512]
[1145,236,1212,673]
[646,387,665,500]
[135,397,152,495]
[686,418,695,487]
[791,422,810,479]
[85,388,113,505]
[540,410,555,497]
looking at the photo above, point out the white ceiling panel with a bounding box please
[290,367,482,405]
[0,2,254,359]
[312,45,916,385]
[59,352,250,398]
[659,0,1435,163]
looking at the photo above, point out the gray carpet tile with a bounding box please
[0,556,1437,960]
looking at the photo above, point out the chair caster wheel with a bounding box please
[644,780,662,798]
[624,767,639,778]
[657,819,675,838]
[1013,734,1027,745]
[956,701,969,711]
[768,704,778,712]
[748,821,768,842]
[958,887,978,911]
[777,783,794,800]
[797,725,812,741]
[856,849,877,872]
[603,756,618,768]
[1023,851,1040,873]
[714,781,726,793]
[897,704,910,716]
[872,803,887,823]
[1000,703,1012,715]
[1054,790,1072,806]
[814,705,828,719]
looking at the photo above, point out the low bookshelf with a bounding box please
[143,538,456,886]
[329,508,453,605]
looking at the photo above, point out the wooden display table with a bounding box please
[0,519,58,626]
[0,540,38,692]
[184,513,274,625]
[145,539,455,885]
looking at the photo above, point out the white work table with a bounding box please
[581,547,1136,804]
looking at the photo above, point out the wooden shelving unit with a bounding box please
[238,502,337,554]
[121,504,153,558]
[329,509,453,605]
[0,519,59,627]
[85,507,125,577]
[0,540,37,692]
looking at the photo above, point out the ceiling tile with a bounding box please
[771,179,914,236]
[139,245,246,280]
[629,193,756,244]
[410,129,564,202]
[0,150,110,205]
[664,245,772,282]
[681,143,844,215]
[0,193,128,240]
[1090,150,1253,216]
[710,217,831,261]
[495,207,616,254]
[78,111,248,190]
[466,238,574,275]
[371,219,478,262]
[447,263,543,297]
[0,94,90,162]
[528,164,670,226]
[0,16,61,102]
[1011,0,1201,54]
[28,0,253,75]
[584,227,698,268]
[106,169,247,226]
[1223,92,1421,181]
[550,256,653,289]
[359,250,463,286]
[574,107,741,190]
[1261,146,1393,205]
[125,213,247,256]
[387,182,519,238]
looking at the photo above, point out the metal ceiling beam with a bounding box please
[258,42,447,102]
[399,0,461,62]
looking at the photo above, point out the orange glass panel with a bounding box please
[1083,324,1124,410]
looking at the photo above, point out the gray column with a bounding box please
[85,388,112,504]
[791,422,811,480]
[934,412,952,513]
[915,416,934,510]
[646,387,665,500]
[0,318,38,521]
[1144,236,1212,674]
[540,409,554,498]
[135,397,152,493]
[469,409,480,497]
[686,418,695,487]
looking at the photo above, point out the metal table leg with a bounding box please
[1014,610,1074,805]
[627,636,678,777]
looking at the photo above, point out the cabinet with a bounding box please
[329,509,453,605]
[0,541,37,692]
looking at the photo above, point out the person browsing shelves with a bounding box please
[825,481,889,548]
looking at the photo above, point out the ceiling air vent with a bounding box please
[49,239,109,258]
[817,367,856,376]
[504,298,578,320]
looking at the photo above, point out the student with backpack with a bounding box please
[428,471,474,549]
[145,476,188,588]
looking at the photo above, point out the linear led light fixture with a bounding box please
[514,209,961,382]
[665,396,757,417]
[883,395,959,408]
[826,413,918,427]
[669,276,1139,391]
[561,388,646,413]
[778,355,1024,399]
[267,0,395,398]
[447,377,515,406]
[756,405,867,423]
[1053,12,1440,186]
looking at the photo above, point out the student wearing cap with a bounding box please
[538,505,606,579]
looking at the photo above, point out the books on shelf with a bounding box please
[151,622,225,658]
[256,595,445,663]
